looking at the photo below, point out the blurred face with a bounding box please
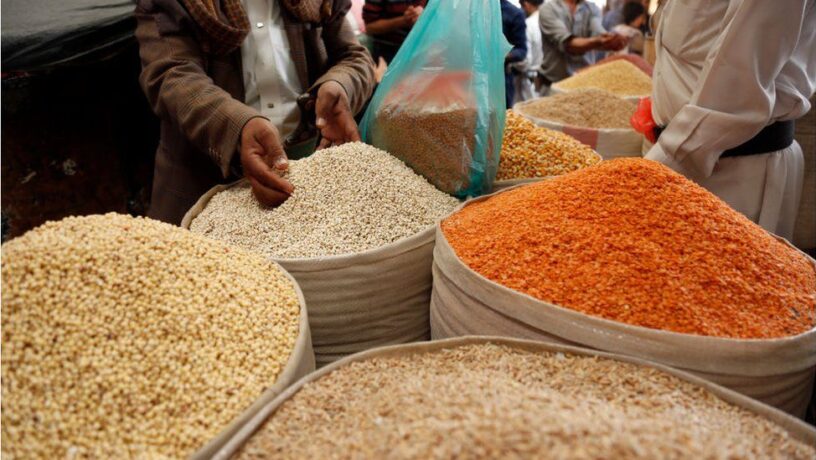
[520,1,539,16]
[631,13,646,28]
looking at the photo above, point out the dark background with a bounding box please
[2,0,157,240]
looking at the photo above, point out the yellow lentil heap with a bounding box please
[234,344,815,459]
[554,60,652,97]
[1,214,302,459]
[498,111,600,180]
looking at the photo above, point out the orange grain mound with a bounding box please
[442,158,816,339]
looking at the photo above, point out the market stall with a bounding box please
[2,0,815,456]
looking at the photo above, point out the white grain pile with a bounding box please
[190,142,460,258]
[234,344,815,460]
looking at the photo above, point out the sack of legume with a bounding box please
[550,60,652,103]
[207,337,816,459]
[1,214,314,459]
[183,143,460,367]
[358,0,510,198]
[493,111,602,191]
[514,89,643,159]
[431,158,816,418]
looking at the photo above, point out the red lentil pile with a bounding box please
[442,159,816,339]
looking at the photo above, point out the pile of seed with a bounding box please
[234,344,815,459]
[190,143,460,258]
[498,111,600,180]
[371,103,487,195]
[516,89,637,129]
[554,60,652,97]
[443,159,816,339]
[1,214,301,459]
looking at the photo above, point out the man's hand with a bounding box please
[404,6,423,25]
[315,81,361,150]
[240,117,294,206]
[600,33,628,51]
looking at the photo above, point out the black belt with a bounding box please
[653,120,795,158]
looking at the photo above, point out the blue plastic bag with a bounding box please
[359,0,511,197]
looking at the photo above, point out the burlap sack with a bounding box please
[430,191,816,418]
[514,101,642,160]
[182,181,434,368]
[192,269,315,459]
[209,336,816,459]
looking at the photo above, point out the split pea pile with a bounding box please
[234,344,815,459]
[190,143,460,258]
[443,159,816,339]
[498,111,600,180]
[1,214,301,459]
[516,89,637,129]
[554,60,652,97]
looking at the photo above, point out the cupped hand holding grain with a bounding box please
[443,159,816,339]
[1,214,302,459]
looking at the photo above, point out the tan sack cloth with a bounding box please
[430,190,816,418]
[209,336,816,459]
[191,268,315,459]
[183,180,434,368]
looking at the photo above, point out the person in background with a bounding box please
[135,0,376,225]
[538,0,627,88]
[612,2,646,55]
[643,0,815,241]
[502,0,528,109]
[512,0,545,104]
[363,0,425,63]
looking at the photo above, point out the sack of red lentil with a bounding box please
[431,159,816,418]
[514,91,643,159]
[182,144,461,367]
[359,0,510,198]
[207,337,816,459]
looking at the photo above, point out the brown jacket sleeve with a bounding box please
[135,1,261,178]
[310,0,376,115]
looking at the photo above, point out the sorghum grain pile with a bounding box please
[517,89,637,129]
[443,159,816,339]
[1,214,302,459]
[234,344,815,459]
[498,111,600,180]
[190,143,460,258]
[554,60,652,97]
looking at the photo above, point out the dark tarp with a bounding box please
[1,0,136,72]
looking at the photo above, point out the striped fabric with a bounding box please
[179,0,250,55]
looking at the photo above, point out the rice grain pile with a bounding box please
[517,89,637,129]
[234,344,815,459]
[190,142,460,258]
[498,111,600,180]
[2,214,302,459]
[554,60,652,97]
[443,159,816,339]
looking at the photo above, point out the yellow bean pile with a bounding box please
[498,111,601,181]
[2,214,302,459]
[554,60,652,97]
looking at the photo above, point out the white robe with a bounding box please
[646,0,815,241]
